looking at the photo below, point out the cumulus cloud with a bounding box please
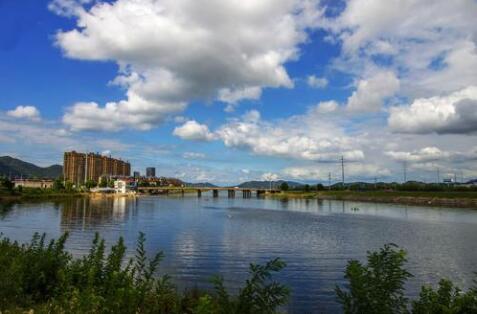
[307,75,328,88]
[388,86,477,134]
[283,163,390,180]
[6,105,41,121]
[385,147,449,163]
[174,106,365,162]
[324,0,477,97]
[346,71,400,112]
[173,120,215,141]
[51,0,323,131]
[386,146,477,163]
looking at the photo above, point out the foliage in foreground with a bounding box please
[1,233,477,314]
[0,232,288,314]
[336,243,477,314]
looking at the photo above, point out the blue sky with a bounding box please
[1,0,477,184]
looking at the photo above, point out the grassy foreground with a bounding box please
[1,233,476,313]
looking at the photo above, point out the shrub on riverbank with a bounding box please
[337,244,477,314]
[0,232,288,314]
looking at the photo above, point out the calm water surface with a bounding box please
[1,195,477,313]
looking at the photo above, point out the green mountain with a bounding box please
[0,156,62,179]
[185,182,218,188]
[237,180,303,189]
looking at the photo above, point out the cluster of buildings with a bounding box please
[64,151,131,186]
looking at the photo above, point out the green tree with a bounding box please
[280,182,289,191]
[0,177,14,192]
[85,180,97,189]
[412,279,477,313]
[98,177,108,188]
[65,181,74,192]
[53,179,65,191]
[336,243,412,314]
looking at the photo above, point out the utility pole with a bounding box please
[85,153,88,185]
[403,161,407,183]
[341,156,345,188]
[374,177,377,189]
[328,172,332,190]
[436,168,440,184]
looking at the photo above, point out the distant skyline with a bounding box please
[1,0,477,185]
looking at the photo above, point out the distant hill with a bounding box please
[0,156,62,179]
[185,182,218,188]
[237,180,303,189]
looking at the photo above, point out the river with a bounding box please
[1,195,476,313]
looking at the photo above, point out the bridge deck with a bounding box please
[137,186,280,192]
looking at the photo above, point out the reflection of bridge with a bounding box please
[136,186,280,198]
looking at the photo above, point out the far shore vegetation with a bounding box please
[0,232,476,313]
[274,181,477,208]
[1,176,477,208]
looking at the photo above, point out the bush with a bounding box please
[412,279,477,313]
[0,233,288,314]
[336,243,412,314]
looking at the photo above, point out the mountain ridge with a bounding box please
[0,156,62,179]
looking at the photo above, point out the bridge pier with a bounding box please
[181,189,184,196]
[197,189,202,198]
[228,189,235,198]
[242,190,251,198]
[256,190,265,198]
[213,190,219,198]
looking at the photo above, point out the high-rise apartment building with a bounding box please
[146,167,156,178]
[63,151,86,187]
[63,151,131,185]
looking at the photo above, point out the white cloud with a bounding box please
[324,0,477,98]
[62,97,186,131]
[175,107,365,162]
[385,147,449,163]
[388,86,477,134]
[173,120,215,141]
[52,0,323,131]
[313,100,339,113]
[183,152,206,160]
[6,105,41,121]
[283,163,390,181]
[307,75,328,88]
[0,116,130,154]
[386,146,477,163]
[346,71,400,112]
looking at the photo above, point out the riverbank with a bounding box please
[0,191,86,203]
[270,190,477,209]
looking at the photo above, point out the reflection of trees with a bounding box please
[61,197,137,231]
[0,201,15,219]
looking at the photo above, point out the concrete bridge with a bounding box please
[136,186,280,198]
